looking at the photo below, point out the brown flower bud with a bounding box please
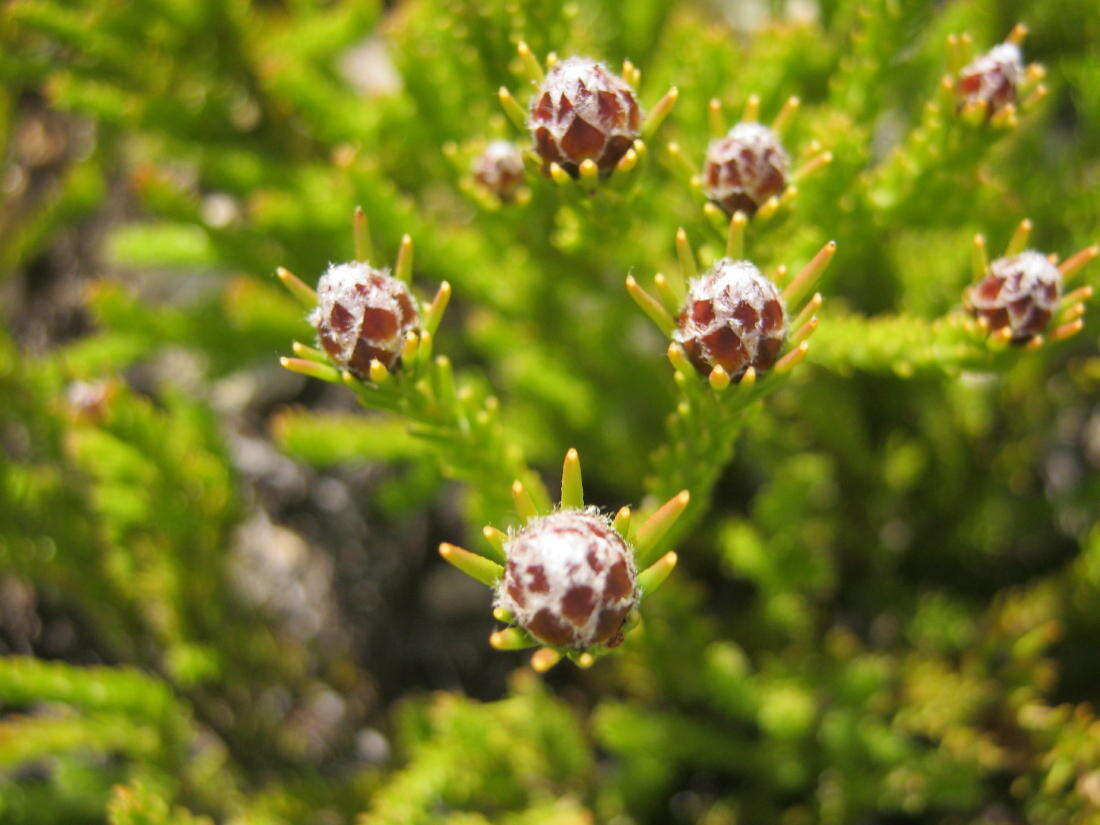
[528,56,641,178]
[65,380,116,422]
[956,43,1022,114]
[497,510,637,650]
[703,122,790,216]
[310,262,419,376]
[473,140,525,200]
[674,258,787,377]
[968,251,1061,342]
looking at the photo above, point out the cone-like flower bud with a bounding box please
[66,380,115,422]
[674,258,787,377]
[473,140,525,200]
[956,43,1023,114]
[703,122,790,216]
[528,56,641,177]
[497,510,637,650]
[968,251,1061,342]
[310,262,419,376]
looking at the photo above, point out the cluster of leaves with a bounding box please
[1,0,1099,823]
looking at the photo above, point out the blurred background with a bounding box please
[1,0,1099,823]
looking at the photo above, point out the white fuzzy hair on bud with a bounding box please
[963,43,1023,88]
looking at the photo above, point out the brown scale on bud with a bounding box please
[674,258,787,378]
[497,510,637,650]
[703,122,790,216]
[956,43,1023,115]
[528,56,640,178]
[310,262,419,377]
[473,140,525,200]
[968,251,1061,342]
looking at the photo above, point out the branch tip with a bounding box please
[440,542,504,587]
[561,448,584,509]
[531,648,562,672]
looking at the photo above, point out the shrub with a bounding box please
[1,1,1099,823]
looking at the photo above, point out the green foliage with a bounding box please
[0,657,192,824]
[106,784,211,825]
[2,0,1100,823]
[363,672,592,825]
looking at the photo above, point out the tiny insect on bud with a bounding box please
[674,258,788,378]
[956,42,1023,115]
[703,122,790,216]
[472,140,525,200]
[968,250,1061,343]
[528,56,641,178]
[497,510,638,650]
[310,262,420,377]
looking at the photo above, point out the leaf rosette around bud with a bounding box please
[967,251,1059,343]
[676,95,830,228]
[496,43,677,190]
[439,449,687,670]
[965,220,1097,349]
[278,208,452,388]
[947,24,1047,127]
[627,217,833,389]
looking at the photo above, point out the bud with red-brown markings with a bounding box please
[473,140,526,201]
[674,258,788,379]
[702,122,790,216]
[956,43,1023,115]
[310,262,419,377]
[497,509,637,650]
[968,251,1061,342]
[528,56,641,178]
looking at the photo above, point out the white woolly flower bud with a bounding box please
[956,43,1023,114]
[472,140,525,200]
[674,258,787,377]
[497,509,637,649]
[703,122,791,216]
[528,56,641,177]
[968,250,1061,342]
[309,262,419,376]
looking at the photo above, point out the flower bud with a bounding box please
[497,510,637,650]
[310,262,419,376]
[703,122,790,216]
[473,140,525,200]
[65,380,116,422]
[674,258,787,378]
[968,251,1061,342]
[956,43,1022,115]
[528,56,641,178]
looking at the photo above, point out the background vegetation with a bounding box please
[1,0,1099,822]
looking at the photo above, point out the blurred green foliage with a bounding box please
[1,0,1099,823]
